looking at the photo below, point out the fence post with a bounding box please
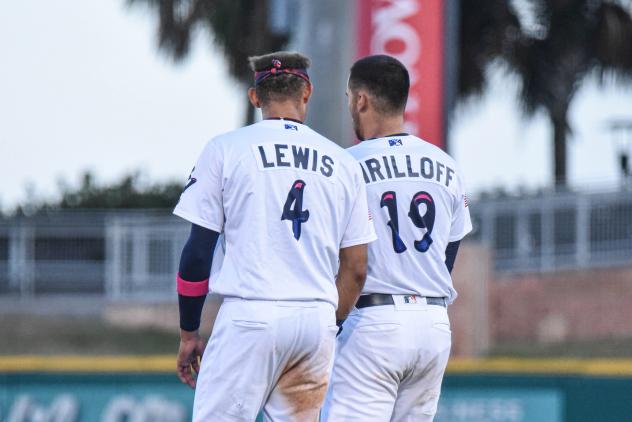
[479,204,495,248]
[541,198,555,272]
[105,216,123,300]
[131,222,148,296]
[576,194,590,268]
[8,222,35,298]
[515,205,530,270]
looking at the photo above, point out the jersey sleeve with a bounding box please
[340,163,378,248]
[173,140,225,232]
[448,173,473,242]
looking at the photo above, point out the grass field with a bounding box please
[489,337,632,358]
[3,313,632,358]
[0,314,178,355]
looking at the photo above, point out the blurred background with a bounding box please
[1,0,632,421]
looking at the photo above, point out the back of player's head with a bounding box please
[349,55,409,115]
[248,51,311,106]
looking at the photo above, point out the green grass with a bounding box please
[0,315,178,355]
[488,337,632,358]
[4,314,632,358]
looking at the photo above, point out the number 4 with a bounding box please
[281,180,310,240]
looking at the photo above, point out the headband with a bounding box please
[254,58,310,86]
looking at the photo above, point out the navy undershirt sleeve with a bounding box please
[444,240,461,274]
[178,224,220,331]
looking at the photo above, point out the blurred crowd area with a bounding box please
[1,184,632,358]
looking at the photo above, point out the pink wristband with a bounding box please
[176,274,209,297]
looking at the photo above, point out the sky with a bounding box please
[452,68,632,193]
[1,1,631,211]
[0,0,243,210]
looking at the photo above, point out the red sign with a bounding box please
[357,0,445,149]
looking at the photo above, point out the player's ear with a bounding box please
[356,90,369,113]
[247,87,261,108]
[301,83,313,104]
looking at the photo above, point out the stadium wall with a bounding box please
[2,357,632,422]
[449,246,632,354]
[492,266,632,344]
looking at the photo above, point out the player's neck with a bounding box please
[361,114,405,140]
[261,102,305,123]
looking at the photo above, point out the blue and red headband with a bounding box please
[254,58,310,86]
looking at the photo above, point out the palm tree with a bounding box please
[457,0,523,99]
[459,0,632,187]
[127,0,289,124]
[510,0,632,187]
[132,0,632,187]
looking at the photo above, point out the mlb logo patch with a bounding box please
[284,124,298,131]
[388,138,403,147]
[404,295,418,304]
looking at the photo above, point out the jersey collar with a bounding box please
[365,132,409,141]
[264,117,304,124]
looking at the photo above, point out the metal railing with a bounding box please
[1,188,631,300]
[0,214,106,296]
[0,211,188,300]
[470,189,632,272]
[105,215,188,300]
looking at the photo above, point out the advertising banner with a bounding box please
[357,0,446,148]
[0,375,563,422]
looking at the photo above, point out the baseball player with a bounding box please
[322,55,472,421]
[173,51,376,421]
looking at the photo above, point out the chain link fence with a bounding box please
[1,188,631,300]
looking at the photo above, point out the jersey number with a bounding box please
[380,191,435,253]
[282,180,310,240]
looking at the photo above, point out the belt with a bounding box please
[356,294,447,309]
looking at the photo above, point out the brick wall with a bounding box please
[448,243,632,356]
[449,243,492,356]
[492,267,632,344]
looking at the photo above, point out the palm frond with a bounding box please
[127,0,288,83]
[592,2,632,81]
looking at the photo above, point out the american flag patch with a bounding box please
[463,194,469,208]
[368,210,373,221]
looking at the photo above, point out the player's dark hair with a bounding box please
[248,51,311,106]
[349,55,409,115]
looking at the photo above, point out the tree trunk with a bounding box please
[242,0,268,126]
[551,115,568,189]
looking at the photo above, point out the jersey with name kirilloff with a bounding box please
[347,135,472,303]
[173,120,376,307]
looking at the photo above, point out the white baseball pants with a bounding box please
[321,302,452,422]
[193,298,338,422]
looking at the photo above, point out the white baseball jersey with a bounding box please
[347,134,472,303]
[174,119,376,308]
